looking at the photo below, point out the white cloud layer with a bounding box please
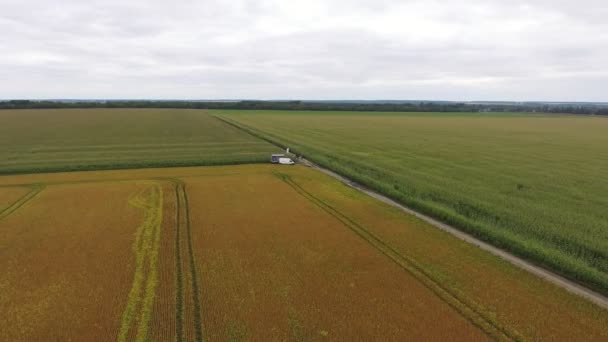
[1,0,607,101]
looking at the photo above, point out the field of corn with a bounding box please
[0,109,277,175]
[216,110,608,295]
[1,165,608,341]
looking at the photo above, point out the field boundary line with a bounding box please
[215,114,608,311]
[0,170,268,189]
[0,156,269,177]
[274,172,519,341]
[0,184,45,221]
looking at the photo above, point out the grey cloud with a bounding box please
[1,0,607,101]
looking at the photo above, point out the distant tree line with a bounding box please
[1,99,608,115]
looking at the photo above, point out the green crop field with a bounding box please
[216,110,608,294]
[0,109,277,175]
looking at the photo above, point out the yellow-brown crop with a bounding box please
[1,165,607,341]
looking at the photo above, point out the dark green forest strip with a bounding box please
[2,99,608,115]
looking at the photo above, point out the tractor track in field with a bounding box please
[173,182,185,342]
[299,158,608,311]
[0,184,45,221]
[1,176,206,341]
[275,172,519,341]
[170,178,204,342]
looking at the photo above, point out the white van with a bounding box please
[278,157,295,165]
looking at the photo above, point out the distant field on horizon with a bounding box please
[0,108,277,175]
[217,110,608,294]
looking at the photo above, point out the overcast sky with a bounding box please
[1,0,607,101]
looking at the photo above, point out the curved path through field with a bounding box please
[300,158,608,310]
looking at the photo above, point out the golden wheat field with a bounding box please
[1,165,607,341]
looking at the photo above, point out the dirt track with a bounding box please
[299,158,608,310]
